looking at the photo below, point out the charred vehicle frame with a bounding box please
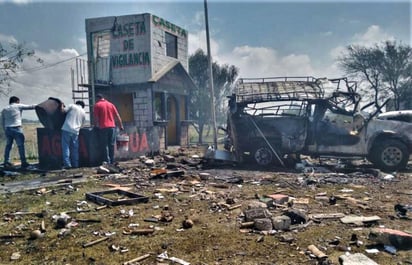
[219,76,412,171]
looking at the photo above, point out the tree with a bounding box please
[380,41,412,110]
[0,41,42,96]
[338,44,384,109]
[189,49,238,143]
[338,41,412,110]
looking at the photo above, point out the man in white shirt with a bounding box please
[61,100,86,169]
[1,96,36,169]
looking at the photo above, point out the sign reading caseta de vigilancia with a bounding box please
[110,17,150,68]
[109,14,187,69]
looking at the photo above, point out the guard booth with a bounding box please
[37,13,197,169]
[84,13,196,154]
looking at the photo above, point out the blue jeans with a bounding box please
[61,130,79,168]
[4,126,27,165]
[96,127,116,164]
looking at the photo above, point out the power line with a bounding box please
[15,52,87,74]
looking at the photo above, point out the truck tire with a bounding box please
[371,139,409,172]
[253,145,274,166]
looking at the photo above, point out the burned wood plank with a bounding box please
[209,183,230,189]
[76,218,101,223]
[40,220,46,232]
[308,244,328,259]
[65,209,92,214]
[144,217,159,223]
[228,204,242,211]
[0,234,25,240]
[240,222,254,229]
[122,253,151,265]
[82,237,109,248]
[309,213,345,219]
[95,205,108,211]
[122,228,155,236]
[85,189,149,206]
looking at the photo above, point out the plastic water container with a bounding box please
[116,134,130,152]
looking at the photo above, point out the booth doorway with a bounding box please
[167,96,178,145]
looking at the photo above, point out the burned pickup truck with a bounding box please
[218,76,412,171]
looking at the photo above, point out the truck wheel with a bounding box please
[253,145,273,166]
[371,139,409,171]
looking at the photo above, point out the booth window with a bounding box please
[165,32,177,58]
[92,31,111,84]
[154,93,165,120]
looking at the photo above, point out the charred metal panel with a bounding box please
[225,76,412,170]
[366,119,412,151]
[235,77,325,103]
[378,110,412,122]
[86,189,149,206]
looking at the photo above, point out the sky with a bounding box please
[0,0,410,120]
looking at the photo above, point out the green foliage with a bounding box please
[0,41,43,96]
[338,41,412,110]
[380,41,412,110]
[188,49,238,143]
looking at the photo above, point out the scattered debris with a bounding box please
[368,228,412,250]
[10,252,21,261]
[29,229,44,240]
[82,237,109,248]
[307,244,328,259]
[339,253,378,265]
[122,228,155,236]
[157,251,190,265]
[122,253,151,265]
[340,215,381,225]
[0,234,25,240]
[182,218,194,229]
[1,146,412,264]
[85,189,149,206]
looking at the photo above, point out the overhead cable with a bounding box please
[15,52,87,74]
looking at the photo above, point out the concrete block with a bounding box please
[244,208,270,222]
[283,209,307,225]
[271,215,291,231]
[247,201,268,209]
[339,253,378,265]
[266,194,289,205]
[254,218,273,231]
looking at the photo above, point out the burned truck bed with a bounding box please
[217,76,412,171]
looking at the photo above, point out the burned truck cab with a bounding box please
[224,76,323,166]
[223,76,411,171]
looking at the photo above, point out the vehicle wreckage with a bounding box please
[206,76,412,171]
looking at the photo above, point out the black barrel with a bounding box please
[35,97,66,130]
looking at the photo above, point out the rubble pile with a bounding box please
[0,147,411,264]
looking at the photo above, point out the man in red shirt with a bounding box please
[93,94,124,164]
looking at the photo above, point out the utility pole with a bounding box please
[204,0,218,149]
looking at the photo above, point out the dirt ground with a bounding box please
[0,146,412,265]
